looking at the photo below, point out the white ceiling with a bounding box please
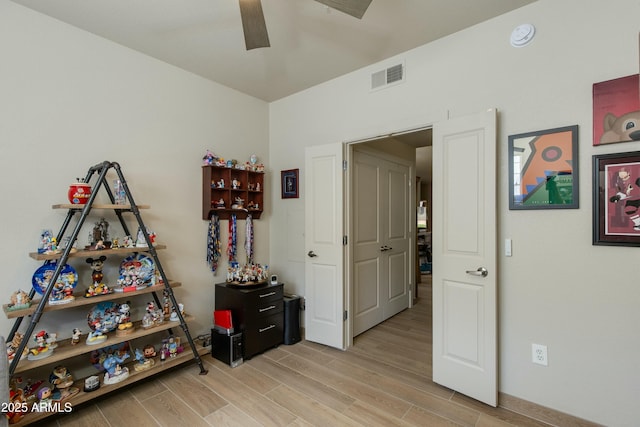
[11,0,536,102]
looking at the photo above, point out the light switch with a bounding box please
[505,238,512,257]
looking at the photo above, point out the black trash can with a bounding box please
[283,295,301,345]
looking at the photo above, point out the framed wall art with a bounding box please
[593,151,640,246]
[281,169,299,199]
[508,125,579,210]
[592,74,640,146]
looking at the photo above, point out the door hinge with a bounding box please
[343,235,348,245]
[343,310,348,321]
[343,160,348,171]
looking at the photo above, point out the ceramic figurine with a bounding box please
[7,289,31,311]
[6,331,29,362]
[115,302,134,335]
[46,332,58,349]
[217,178,225,188]
[49,365,75,395]
[142,302,164,329]
[122,235,134,248]
[256,182,261,192]
[48,279,75,305]
[71,328,81,345]
[133,347,155,371]
[102,352,130,384]
[38,229,60,254]
[85,256,113,297]
[85,325,107,345]
[202,150,218,165]
[215,198,225,208]
[28,330,53,360]
[232,178,240,189]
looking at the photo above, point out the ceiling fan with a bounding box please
[238,0,373,50]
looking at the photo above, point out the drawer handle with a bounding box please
[259,324,276,333]
[259,305,276,313]
[259,291,276,298]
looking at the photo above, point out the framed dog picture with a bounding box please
[592,74,640,146]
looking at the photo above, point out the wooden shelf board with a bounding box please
[28,243,167,261]
[52,204,150,210]
[11,345,210,426]
[3,282,181,319]
[12,314,195,373]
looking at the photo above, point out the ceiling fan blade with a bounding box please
[238,0,270,50]
[314,0,373,19]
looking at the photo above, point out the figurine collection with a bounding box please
[3,224,187,422]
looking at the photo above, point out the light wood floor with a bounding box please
[37,277,552,427]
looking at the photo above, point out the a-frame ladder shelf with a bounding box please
[4,160,207,425]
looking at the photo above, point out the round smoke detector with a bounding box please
[510,24,536,47]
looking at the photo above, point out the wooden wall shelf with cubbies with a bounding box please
[202,165,264,220]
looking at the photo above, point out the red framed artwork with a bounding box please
[592,74,640,146]
[593,151,640,246]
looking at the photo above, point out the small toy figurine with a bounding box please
[232,178,240,189]
[143,344,156,358]
[36,386,52,404]
[168,337,178,358]
[215,198,225,208]
[71,328,82,345]
[7,289,31,311]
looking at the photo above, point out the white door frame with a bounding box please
[344,133,424,346]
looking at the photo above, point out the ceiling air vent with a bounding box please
[371,63,405,91]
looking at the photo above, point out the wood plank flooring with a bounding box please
[36,277,553,427]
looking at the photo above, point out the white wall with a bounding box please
[268,0,640,425]
[0,1,270,341]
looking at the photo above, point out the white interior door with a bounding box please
[352,149,411,336]
[304,143,345,349]
[432,109,498,406]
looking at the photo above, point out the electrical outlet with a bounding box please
[532,343,548,366]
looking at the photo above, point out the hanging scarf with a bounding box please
[245,214,254,265]
[227,214,237,262]
[207,213,221,273]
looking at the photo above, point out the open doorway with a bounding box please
[348,127,433,342]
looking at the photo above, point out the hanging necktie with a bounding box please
[245,214,254,265]
[207,213,221,273]
[227,214,237,262]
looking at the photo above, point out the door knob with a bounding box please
[465,267,488,277]
[307,251,318,258]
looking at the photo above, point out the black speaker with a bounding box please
[283,295,301,345]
